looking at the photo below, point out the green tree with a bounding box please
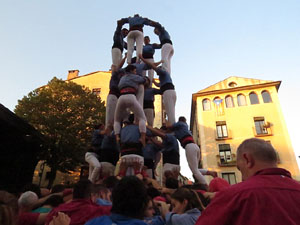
[15,77,105,187]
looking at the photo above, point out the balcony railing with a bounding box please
[253,122,273,137]
[216,153,236,167]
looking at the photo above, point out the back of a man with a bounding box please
[45,180,111,225]
[195,138,300,225]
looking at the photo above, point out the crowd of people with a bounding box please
[2,15,300,225]
[2,138,300,225]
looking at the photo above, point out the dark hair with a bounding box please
[131,57,137,64]
[178,116,186,123]
[72,180,92,199]
[125,64,136,73]
[111,176,148,219]
[144,36,150,40]
[146,187,161,199]
[0,191,18,225]
[102,176,119,190]
[51,184,65,194]
[94,124,103,130]
[22,183,41,198]
[237,138,277,163]
[42,195,64,208]
[165,177,179,189]
[171,187,205,212]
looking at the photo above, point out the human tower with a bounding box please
[85,14,216,186]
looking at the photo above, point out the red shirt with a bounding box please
[18,212,39,225]
[45,199,111,225]
[196,168,300,225]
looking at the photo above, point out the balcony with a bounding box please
[253,122,273,137]
[216,153,236,167]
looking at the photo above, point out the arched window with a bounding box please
[225,95,234,108]
[237,94,247,106]
[202,99,211,111]
[261,90,272,103]
[249,92,259,104]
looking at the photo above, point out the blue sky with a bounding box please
[1,0,300,178]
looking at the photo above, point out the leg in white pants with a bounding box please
[114,94,147,135]
[144,108,154,126]
[85,152,101,183]
[185,143,207,184]
[161,43,174,74]
[126,30,144,64]
[143,58,154,85]
[105,94,118,129]
[136,84,144,108]
[111,48,122,67]
[121,154,144,176]
[163,89,177,124]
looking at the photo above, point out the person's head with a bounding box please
[121,28,129,37]
[165,177,179,189]
[94,124,104,130]
[0,191,18,225]
[178,116,186,123]
[144,36,150,45]
[90,184,111,203]
[171,188,205,214]
[42,195,64,208]
[18,191,38,211]
[154,27,160,36]
[125,64,137,74]
[102,176,119,190]
[236,138,278,181]
[134,14,140,17]
[111,176,148,219]
[72,179,93,199]
[22,183,41,198]
[131,57,137,64]
[144,197,155,218]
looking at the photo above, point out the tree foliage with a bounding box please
[15,77,105,175]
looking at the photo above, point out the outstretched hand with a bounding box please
[49,212,70,225]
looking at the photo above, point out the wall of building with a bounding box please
[193,79,300,183]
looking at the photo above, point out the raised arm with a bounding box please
[139,54,158,71]
[146,125,166,138]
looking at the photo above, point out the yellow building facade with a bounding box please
[190,76,300,184]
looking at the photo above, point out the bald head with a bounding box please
[237,138,277,163]
[237,138,278,181]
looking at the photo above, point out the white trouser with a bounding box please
[100,162,116,177]
[121,154,144,176]
[85,152,101,183]
[142,58,154,85]
[163,89,177,124]
[127,30,144,64]
[144,108,154,126]
[161,43,174,74]
[111,48,122,67]
[136,84,144,108]
[185,143,207,184]
[163,163,181,174]
[114,94,146,134]
[105,94,118,128]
